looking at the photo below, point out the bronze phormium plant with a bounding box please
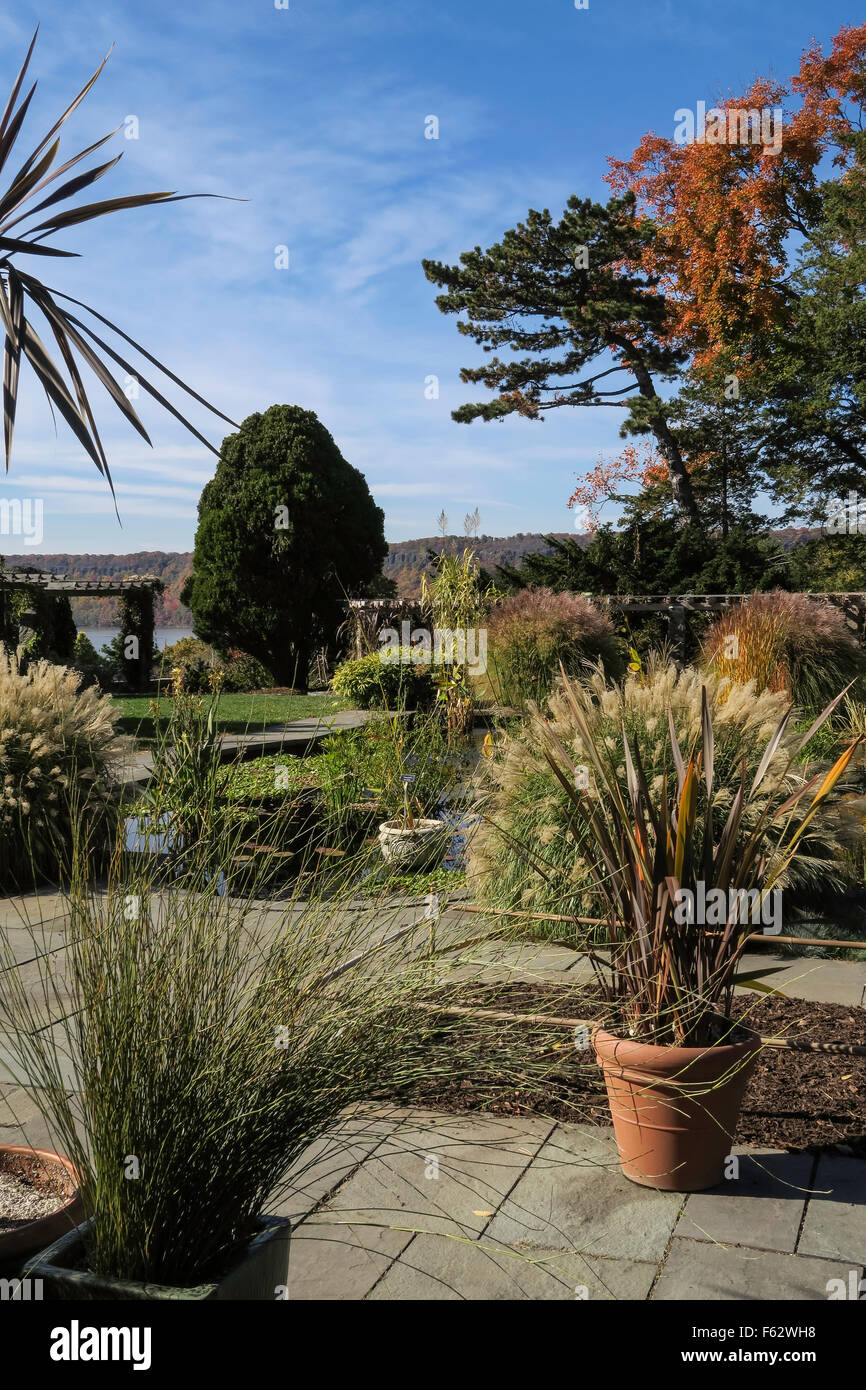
[469,659,853,925]
[0,29,237,497]
[537,670,863,1048]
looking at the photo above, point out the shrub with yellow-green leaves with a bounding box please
[0,649,129,887]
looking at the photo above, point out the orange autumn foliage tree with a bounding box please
[568,442,711,530]
[568,443,668,530]
[606,24,866,371]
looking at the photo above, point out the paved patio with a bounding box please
[118,708,371,787]
[273,1108,866,1301]
[1,887,864,1300]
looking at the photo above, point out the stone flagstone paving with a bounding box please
[277,1111,866,1301]
[1,888,864,1300]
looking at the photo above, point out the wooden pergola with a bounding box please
[0,570,164,690]
[594,592,866,662]
[0,570,162,594]
[346,591,866,665]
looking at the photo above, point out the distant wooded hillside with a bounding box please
[0,527,820,624]
[385,534,575,596]
[0,552,194,628]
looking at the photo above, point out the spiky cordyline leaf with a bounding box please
[0,29,241,497]
[535,668,863,1045]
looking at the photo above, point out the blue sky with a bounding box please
[0,0,862,555]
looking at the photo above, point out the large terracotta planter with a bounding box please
[592,1024,761,1192]
[29,1214,291,1300]
[0,1145,83,1266]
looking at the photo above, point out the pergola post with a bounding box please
[667,603,687,667]
[118,586,160,692]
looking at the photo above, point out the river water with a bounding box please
[81,628,195,652]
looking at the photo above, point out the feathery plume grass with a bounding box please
[0,647,128,888]
[481,587,623,709]
[469,658,852,928]
[702,591,865,708]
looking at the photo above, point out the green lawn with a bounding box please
[112,692,354,743]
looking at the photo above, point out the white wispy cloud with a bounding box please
[0,0,711,549]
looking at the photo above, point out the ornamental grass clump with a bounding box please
[0,831,489,1286]
[143,667,227,867]
[0,648,128,888]
[420,548,495,736]
[702,591,865,709]
[481,588,623,709]
[533,672,861,1046]
[469,659,852,927]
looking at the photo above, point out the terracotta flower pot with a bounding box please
[0,1145,83,1266]
[592,1024,761,1192]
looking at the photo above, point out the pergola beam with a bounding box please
[0,571,161,597]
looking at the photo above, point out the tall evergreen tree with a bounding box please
[423,194,700,524]
[183,405,387,690]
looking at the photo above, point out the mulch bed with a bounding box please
[0,1151,73,1234]
[400,985,866,1157]
[735,995,866,1155]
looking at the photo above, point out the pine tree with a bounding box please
[423,194,700,524]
